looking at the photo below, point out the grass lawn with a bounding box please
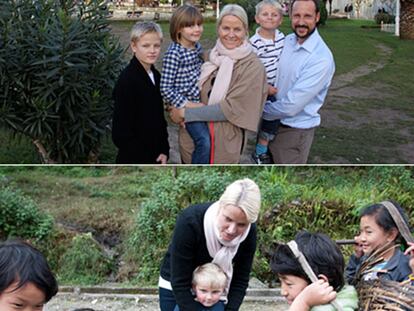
[1,18,413,163]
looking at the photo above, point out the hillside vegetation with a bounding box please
[1,166,413,285]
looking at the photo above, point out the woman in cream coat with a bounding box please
[170,4,267,164]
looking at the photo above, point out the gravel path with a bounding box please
[45,294,288,311]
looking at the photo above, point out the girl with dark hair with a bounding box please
[0,239,58,310]
[345,200,412,284]
[271,231,358,311]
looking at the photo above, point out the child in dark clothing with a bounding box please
[345,200,412,284]
[112,21,169,164]
[0,239,58,311]
[173,263,227,311]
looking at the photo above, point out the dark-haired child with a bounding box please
[271,231,358,311]
[345,201,412,284]
[0,239,58,310]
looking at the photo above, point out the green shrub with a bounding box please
[0,186,54,240]
[319,0,328,26]
[222,0,261,28]
[59,233,113,284]
[124,167,414,285]
[0,0,125,163]
[374,12,395,24]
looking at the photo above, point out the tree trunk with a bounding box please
[400,0,414,40]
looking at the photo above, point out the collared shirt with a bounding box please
[160,41,204,108]
[262,29,335,128]
[250,28,285,87]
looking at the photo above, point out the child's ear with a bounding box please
[318,274,329,283]
[386,228,399,242]
[130,41,136,52]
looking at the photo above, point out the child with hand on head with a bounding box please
[0,239,58,311]
[271,231,358,311]
[345,201,412,284]
[160,5,209,164]
[112,21,169,164]
[174,263,227,311]
[250,0,285,164]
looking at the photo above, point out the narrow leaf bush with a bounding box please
[0,0,125,163]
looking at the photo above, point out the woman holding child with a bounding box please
[169,4,268,164]
[158,178,261,311]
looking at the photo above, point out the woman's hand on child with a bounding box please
[169,107,185,124]
[268,85,278,96]
[156,154,168,164]
[290,279,336,311]
[186,102,205,109]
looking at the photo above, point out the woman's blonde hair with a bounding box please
[217,4,249,35]
[170,5,203,43]
[192,263,227,289]
[219,178,261,223]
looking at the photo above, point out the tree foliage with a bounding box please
[222,0,261,28]
[0,0,125,163]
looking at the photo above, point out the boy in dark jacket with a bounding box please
[112,21,169,164]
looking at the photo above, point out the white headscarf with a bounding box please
[203,201,251,297]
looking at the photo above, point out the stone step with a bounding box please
[58,286,284,303]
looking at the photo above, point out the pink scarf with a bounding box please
[198,39,253,106]
[203,201,251,298]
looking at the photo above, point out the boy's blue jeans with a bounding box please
[186,121,211,164]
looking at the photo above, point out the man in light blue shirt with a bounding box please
[266,0,335,164]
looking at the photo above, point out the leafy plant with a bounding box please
[0,0,125,163]
[374,12,395,24]
[222,0,261,28]
[0,185,54,240]
[59,233,113,284]
[319,0,328,25]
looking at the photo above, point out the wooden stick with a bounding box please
[287,241,344,311]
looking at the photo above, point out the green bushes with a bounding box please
[58,233,113,284]
[125,167,414,285]
[2,167,414,286]
[0,0,124,163]
[319,0,328,25]
[0,184,53,240]
[374,12,395,24]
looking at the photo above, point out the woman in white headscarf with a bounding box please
[158,178,261,311]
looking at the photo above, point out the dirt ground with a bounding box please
[45,295,288,311]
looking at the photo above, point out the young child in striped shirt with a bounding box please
[250,0,285,164]
[160,5,209,164]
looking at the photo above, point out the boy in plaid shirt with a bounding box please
[160,5,209,164]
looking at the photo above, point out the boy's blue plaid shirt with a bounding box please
[160,42,204,108]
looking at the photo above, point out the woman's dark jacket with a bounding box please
[160,203,257,311]
[112,56,169,164]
